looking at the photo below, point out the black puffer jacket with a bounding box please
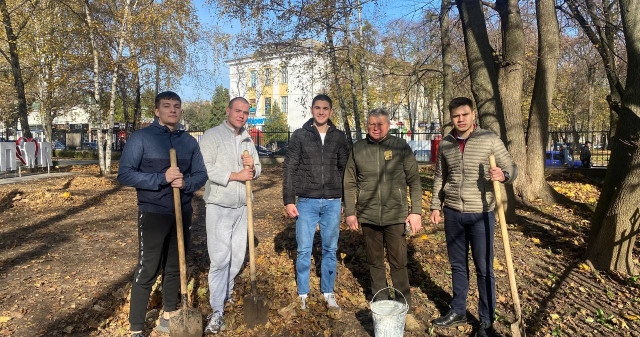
[283,118,350,205]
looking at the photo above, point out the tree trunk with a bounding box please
[36,35,52,143]
[410,83,418,140]
[344,6,362,139]
[566,0,623,138]
[326,24,353,143]
[457,0,514,220]
[587,63,595,134]
[85,0,106,174]
[105,0,135,174]
[440,0,453,134]
[356,0,369,115]
[455,0,506,140]
[0,0,31,139]
[133,69,141,132]
[154,25,160,96]
[118,69,130,137]
[586,0,640,275]
[496,0,526,221]
[520,0,561,203]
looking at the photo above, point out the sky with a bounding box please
[176,0,439,102]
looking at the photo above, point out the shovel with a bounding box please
[489,155,525,337]
[242,150,269,327]
[169,148,203,337]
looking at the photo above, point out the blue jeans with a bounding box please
[295,197,341,295]
[443,207,496,323]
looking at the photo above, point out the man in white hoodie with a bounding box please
[199,97,261,333]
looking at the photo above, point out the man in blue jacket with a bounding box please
[118,91,207,337]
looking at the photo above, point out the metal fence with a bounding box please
[185,129,443,162]
[548,128,610,167]
[2,126,608,166]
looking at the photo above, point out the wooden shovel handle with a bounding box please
[489,155,523,322]
[170,149,189,302]
[243,150,257,283]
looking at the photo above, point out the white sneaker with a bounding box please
[299,294,308,310]
[323,293,341,311]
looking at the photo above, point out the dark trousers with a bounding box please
[443,207,495,323]
[361,223,411,307]
[129,211,192,331]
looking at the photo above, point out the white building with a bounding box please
[226,42,330,130]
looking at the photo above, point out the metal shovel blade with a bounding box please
[243,294,269,328]
[170,307,203,337]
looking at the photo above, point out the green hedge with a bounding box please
[53,149,121,160]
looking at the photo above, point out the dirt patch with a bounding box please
[0,165,638,336]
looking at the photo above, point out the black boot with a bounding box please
[477,321,494,337]
[433,309,467,327]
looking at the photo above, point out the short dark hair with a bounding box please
[585,141,592,145]
[312,94,332,109]
[155,91,181,108]
[228,97,250,108]
[367,108,390,121]
[448,97,474,113]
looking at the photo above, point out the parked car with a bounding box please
[255,145,273,157]
[274,145,289,156]
[82,142,98,150]
[545,150,582,167]
[53,141,66,150]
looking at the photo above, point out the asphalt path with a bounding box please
[0,158,98,184]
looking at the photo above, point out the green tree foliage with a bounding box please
[182,101,213,130]
[209,85,229,128]
[263,101,289,146]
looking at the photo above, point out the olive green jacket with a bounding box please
[343,134,422,226]
[430,126,517,213]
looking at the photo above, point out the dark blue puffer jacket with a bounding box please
[117,120,207,214]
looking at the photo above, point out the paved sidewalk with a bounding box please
[0,172,77,185]
[0,158,99,185]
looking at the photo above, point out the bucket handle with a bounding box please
[370,286,408,308]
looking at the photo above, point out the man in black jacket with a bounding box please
[283,94,350,314]
[580,141,592,168]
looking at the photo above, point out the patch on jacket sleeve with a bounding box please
[384,150,392,160]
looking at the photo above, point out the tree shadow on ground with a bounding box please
[0,185,123,267]
[512,209,640,336]
[38,266,137,336]
[407,236,480,332]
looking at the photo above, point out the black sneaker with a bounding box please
[156,316,170,334]
[433,309,467,327]
[131,332,145,337]
[477,321,494,337]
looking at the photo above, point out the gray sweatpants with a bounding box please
[206,203,247,313]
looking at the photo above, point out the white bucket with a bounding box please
[370,287,408,337]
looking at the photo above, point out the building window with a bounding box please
[280,66,288,84]
[264,68,272,85]
[250,70,257,88]
[281,96,288,114]
[264,97,271,115]
[249,98,257,115]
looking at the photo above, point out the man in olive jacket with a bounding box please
[430,97,517,337]
[343,108,422,310]
[283,94,350,313]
